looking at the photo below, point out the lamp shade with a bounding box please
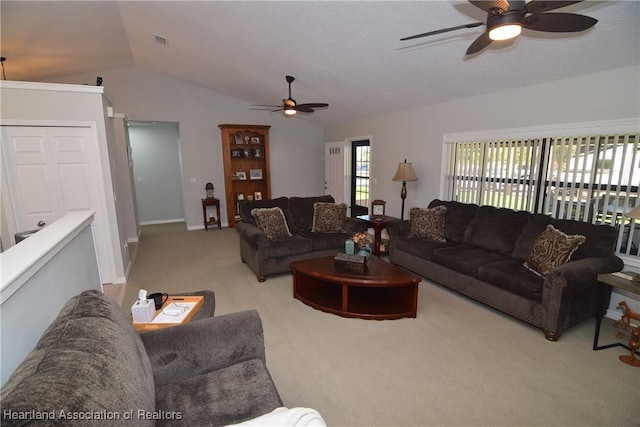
[625,204,640,220]
[392,161,418,182]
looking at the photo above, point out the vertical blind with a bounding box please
[445,131,639,260]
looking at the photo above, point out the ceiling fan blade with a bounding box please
[524,13,597,32]
[468,0,509,13]
[295,106,315,113]
[400,22,483,41]
[251,104,281,109]
[525,1,583,14]
[466,31,492,55]
[270,108,284,113]
[296,103,329,109]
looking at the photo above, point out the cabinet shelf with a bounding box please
[220,124,271,228]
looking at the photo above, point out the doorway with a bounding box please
[127,121,185,225]
[350,139,370,217]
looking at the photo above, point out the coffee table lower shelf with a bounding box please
[292,262,419,320]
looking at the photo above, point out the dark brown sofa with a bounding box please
[236,195,367,281]
[387,199,624,340]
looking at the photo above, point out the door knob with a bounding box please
[37,221,46,227]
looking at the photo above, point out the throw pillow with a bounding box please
[251,207,292,240]
[408,206,447,241]
[311,202,347,233]
[524,224,586,277]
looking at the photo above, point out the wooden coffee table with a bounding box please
[291,255,421,320]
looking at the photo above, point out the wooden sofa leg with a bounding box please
[258,275,266,282]
[544,330,560,341]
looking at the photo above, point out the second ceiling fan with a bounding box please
[401,0,598,55]
[251,75,329,116]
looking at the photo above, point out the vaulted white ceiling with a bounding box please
[2,1,639,127]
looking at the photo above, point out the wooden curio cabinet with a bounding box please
[219,124,271,227]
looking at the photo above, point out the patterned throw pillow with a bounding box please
[408,206,447,241]
[251,207,292,240]
[311,202,347,233]
[524,224,586,277]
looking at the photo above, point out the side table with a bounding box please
[201,198,221,231]
[593,272,640,357]
[356,214,401,256]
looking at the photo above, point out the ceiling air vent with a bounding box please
[153,34,168,46]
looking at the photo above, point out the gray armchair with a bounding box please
[1,290,282,426]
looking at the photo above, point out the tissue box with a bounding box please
[131,299,156,323]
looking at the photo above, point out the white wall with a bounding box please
[46,67,325,228]
[129,122,185,223]
[0,82,126,283]
[325,65,640,219]
[111,115,140,245]
[0,211,102,385]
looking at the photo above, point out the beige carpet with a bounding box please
[111,223,639,426]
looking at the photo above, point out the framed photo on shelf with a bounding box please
[236,171,248,180]
[236,193,245,201]
[254,191,262,201]
[243,148,252,158]
[251,136,260,144]
[251,147,262,158]
[234,134,244,145]
[247,195,254,201]
[249,169,263,180]
[244,136,250,144]
[231,148,243,158]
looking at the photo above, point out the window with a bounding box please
[444,120,639,262]
[351,140,370,217]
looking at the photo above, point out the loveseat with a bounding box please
[1,290,283,426]
[388,199,624,340]
[237,195,366,281]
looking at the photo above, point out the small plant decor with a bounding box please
[352,232,372,248]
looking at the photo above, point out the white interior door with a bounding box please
[324,141,350,206]
[1,127,62,230]
[2,126,112,282]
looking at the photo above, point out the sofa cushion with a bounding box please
[156,359,282,427]
[478,258,544,301]
[408,206,446,241]
[432,244,512,277]
[311,202,347,233]
[299,230,351,251]
[289,195,335,232]
[463,206,529,254]
[524,225,586,277]
[1,290,155,426]
[512,214,618,261]
[251,207,292,240]
[428,199,479,242]
[394,236,459,260]
[239,197,294,229]
[268,234,314,258]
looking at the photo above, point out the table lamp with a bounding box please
[392,159,418,220]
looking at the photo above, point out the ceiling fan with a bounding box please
[400,0,598,55]
[251,75,329,116]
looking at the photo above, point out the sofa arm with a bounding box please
[140,310,266,387]
[237,221,268,249]
[545,255,624,296]
[387,220,410,238]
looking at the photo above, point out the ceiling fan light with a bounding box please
[489,23,522,40]
[284,108,297,116]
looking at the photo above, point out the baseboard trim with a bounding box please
[139,219,185,226]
